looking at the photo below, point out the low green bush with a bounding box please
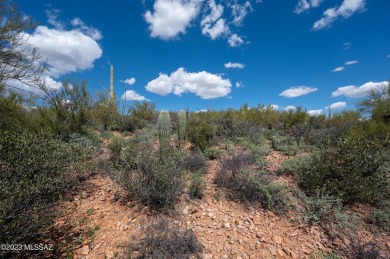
[189,172,206,199]
[182,149,207,174]
[108,136,127,163]
[203,147,221,160]
[369,208,390,232]
[128,217,202,258]
[215,117,262,143]
[296,135,390,206]
[0,130,93,250]
[232,136,269,169]
[277,154,312,175]
[215,153,291,215]
[187,117,215,151]
[115,146,185,210]
[270,134,299,156]
[62,132,101,156]
[303,189,342,224]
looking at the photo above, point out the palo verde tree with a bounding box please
[38,80,94,135]
[358,80,390,124]
[0,0,45,93]
[0,0,49,131]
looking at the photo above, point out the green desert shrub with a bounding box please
[305,128,343,147]
[215,153,291,215]
[125,101,157,131]
[303,189,342,224]
[108,136,127,163]
[189,172,206,199]
[369,207,390,232]
[232,136,269,169]
[277,154,312,175]
[215,152,255,185]
[215,116,261,143]
[203,147,221,160]
[128,217,202,258]
[270,134,299,156]
[0,130,93,248]
[296,135,390,206]
[187,117,215,151]
[62,132,101,156]
[117,147,185,210]
[182,149,207,174]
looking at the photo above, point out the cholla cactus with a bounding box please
[158,110,171,148]
[178,110,186,148]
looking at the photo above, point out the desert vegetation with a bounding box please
[1,1,390,258]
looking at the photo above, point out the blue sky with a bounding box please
[17,0,390,114]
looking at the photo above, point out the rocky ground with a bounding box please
[51,141,389,259]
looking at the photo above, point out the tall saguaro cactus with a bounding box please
[178,109,186,148]
[158,110,171,148]
[110,65,115,100]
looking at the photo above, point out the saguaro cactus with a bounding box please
[178,109,186,148]
[110,65,115,100]
[158,110,171,148]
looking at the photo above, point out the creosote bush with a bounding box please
[187,116,215,151]
[128,217,202,258]
[182,149,207,174]
[113,144,185,211]
[277,154,312,175]
[215,153,291,215]
[369,207,390,232]
[302,189,342,224]
[0,130,93,252]
[270,133,299,156]
[203,147,221,160]
[296,135,390,206]
[189,172,206,199]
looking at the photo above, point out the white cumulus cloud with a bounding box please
[45,9,64,30]
[202,18,229,39]
[144,0,201,40]
[231,1,253,26]
[25,26,102,78]
[284,106,296,111]
[313,0,366,30]
[225,62,245,69]
[270,104,279,110]
[295,0,324,14]
[122,90,149,101]
[6,76,62,97]
[71,18,103,40]
[235,81,243,88]
[332,60,358,72]
[228,33,245,47]
[123,78,136,85]
[345,60,358,65]
[196,109,208,113]
[146,67,231,99]
[332,81,388,98]
[279,86,318,98]
[307,109,322,116]
[201,0,229,40]
[326,102,346,110]
[332,66,344,72]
